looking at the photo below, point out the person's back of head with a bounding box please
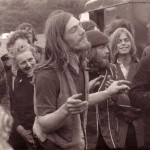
[81,20,99,31]
[6,30,30,52]
[16,23,37,43]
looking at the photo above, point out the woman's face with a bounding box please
[117,32,132,55]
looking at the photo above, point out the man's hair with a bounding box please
[6,30,30,50]
[34,12,72,74]
[109,27,138,63]
[81,20,99,31]
[16,23,37,43]
[104,18,134,37]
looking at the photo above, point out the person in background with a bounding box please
[6,30,41,75]
[141,23,150,58]
[0,42,10,113]
[32,11,130,150]
[129,49,150,149]
[81,20,100,32]
[104,18,134,37]
[16,23,43,56]
[109,27,144,149]
[86,30,137,150]
[8,45,38,150]
[0,106,13,150]
[109,28,139,82]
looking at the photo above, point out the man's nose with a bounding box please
[105,47,109,53]
[121,40,125,45]
[26,61,32,67]
[78,26,85,35]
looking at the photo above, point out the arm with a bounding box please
[89,80,130,106]
[38,94,87,133]
[35,71,87,133]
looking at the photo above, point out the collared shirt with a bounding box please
[117,60,129,80]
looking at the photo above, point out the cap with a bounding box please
[86,30,109,48]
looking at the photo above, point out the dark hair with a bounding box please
[34,12,73,75]
[16,23,37,43]
[104,18,134,37]
[6,30,30,50]
[81,20,99,31]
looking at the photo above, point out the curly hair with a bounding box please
[16,23,37,43]
[6,30,30,51]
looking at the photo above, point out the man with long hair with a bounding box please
[33,11,130,150]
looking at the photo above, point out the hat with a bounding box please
[86,30,109,48]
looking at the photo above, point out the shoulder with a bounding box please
[140,55,150,66]
[35,69,58,82]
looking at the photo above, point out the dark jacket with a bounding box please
[8,70,35,130]
[115,60,144,149]
[129,55,150,149]
[88,64,131,149]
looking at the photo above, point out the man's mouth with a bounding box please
[24,67,32,71]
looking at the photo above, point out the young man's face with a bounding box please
[15,51,36,76]
[64,16,91,54]
[117,33,132,55]
[94,44,110,68]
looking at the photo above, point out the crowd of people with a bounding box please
[0,9,150,150]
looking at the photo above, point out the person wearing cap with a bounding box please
[86,30,139,150]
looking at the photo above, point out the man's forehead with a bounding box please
[65,16,79,31]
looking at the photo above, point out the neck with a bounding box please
[117,54,131,67]
[69,52,79,74]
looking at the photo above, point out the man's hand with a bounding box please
[105,80,130,96]
[65,93,88,115]
[16,125,34,143]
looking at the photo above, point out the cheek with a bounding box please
[18,64,25,70]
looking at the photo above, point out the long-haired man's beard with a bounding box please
[73,41,91,54]
[99,59,109,68]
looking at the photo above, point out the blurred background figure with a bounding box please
[142,23,150,58]
[0,106,13,150]
[81,20,100,31]
[16,23,43,56]
[104,18,135,37]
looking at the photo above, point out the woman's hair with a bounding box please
[109,27,138,62]
[6,30,30,51]
[34,12,73,74]
[10,45,38,67]
[104,18,134,37]
[16,23,37,43]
